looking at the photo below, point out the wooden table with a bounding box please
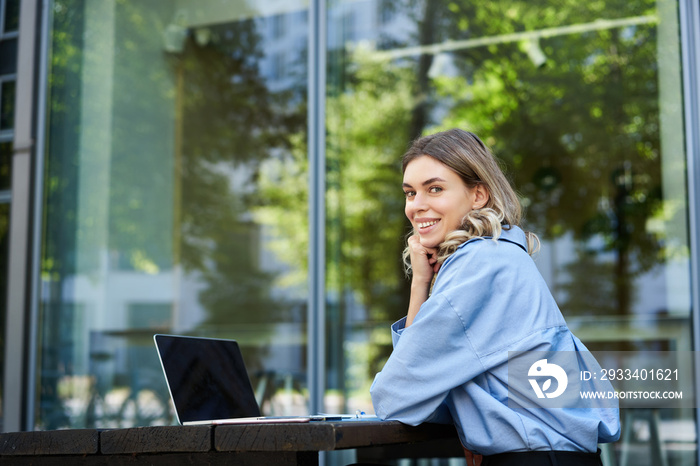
[0,420,464,465]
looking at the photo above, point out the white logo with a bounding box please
[528,359,568,399]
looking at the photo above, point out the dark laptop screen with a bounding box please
[155,335,261,424]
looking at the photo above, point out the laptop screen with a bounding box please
[154,334,261,424]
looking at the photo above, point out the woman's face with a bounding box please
[403,156,485,248]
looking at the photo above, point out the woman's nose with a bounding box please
[410,192,428,212]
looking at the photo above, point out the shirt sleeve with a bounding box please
[370,293,484,425]
[390,317,407,347]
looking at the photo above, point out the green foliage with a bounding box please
[326,47,416,319]
[170,20,307,330]
[427,0,666,316]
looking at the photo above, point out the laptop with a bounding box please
[154,334,356,425]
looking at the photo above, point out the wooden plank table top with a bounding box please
[214,420,459,452]
[0,420,464,465]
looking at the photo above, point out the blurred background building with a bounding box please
[2,0,700,464]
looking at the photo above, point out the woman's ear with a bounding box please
[472,184,490,210]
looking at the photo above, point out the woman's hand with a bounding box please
[405,235,441,327]
[407,234,441,285]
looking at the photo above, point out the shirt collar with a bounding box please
[497,225,528,253]
[457,224,529,253]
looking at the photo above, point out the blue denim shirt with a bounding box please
[370,226,620,455]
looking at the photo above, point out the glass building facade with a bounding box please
[4,0,700,464]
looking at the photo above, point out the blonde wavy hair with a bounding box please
[402,129,539,274]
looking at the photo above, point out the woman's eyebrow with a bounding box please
[402,177,447,188]
[421,177,446,186]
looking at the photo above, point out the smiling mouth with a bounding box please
[417,220,439,229]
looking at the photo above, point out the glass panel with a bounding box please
[4,0,20,32]
[39,0,308,429]
[0,39,17,75]
[326,0,694,464]
[0,141,10,189]
[1,80,14,130]
[0,203,8,431]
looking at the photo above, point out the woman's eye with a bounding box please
[429,186,443,194]
[403,190,415,198]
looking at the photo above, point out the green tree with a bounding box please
[428,0,664,316]
[170,21,306,340]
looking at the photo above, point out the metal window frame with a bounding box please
[25,0,50,432]
[0,0,20,39]
[3,0,40,433]
[307,0,326,425]
[0,30,19,40]
[679,0,700,462]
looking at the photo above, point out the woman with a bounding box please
[370,129,620,466]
